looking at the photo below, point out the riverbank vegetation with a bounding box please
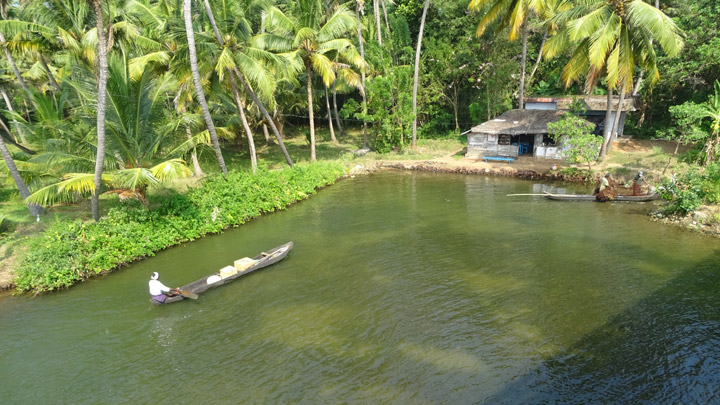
[1,0,720,291]
[14,162,345,292]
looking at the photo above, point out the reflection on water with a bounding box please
[1,172,718,403]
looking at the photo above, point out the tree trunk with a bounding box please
[173,92,204,177]
[262,123,273,144]
[355,1,368,149]
[0,88,26,144]
[411,0,430,149]
[373,0,383,45]
[233,68,293,166]
[306,66,316,161]
[201,0,260,172]
[332,80,344,134]
[599,87,613,160]
[529,28,548,81]
[230,75,258,172]
[453,85,459,132]
[518,19,528,110]
[381,0,391,31]
[324,84,336,142]
[184,0,227,174]
[608,84,627,153]
[0,133,40,216]
[91,0,109,221]
[40,57,61,92]
[0,41,28,95]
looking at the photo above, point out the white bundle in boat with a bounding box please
[234,257,257,272]
[219,265,238,279]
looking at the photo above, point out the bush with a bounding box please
[14,163,347,293]
[658,170,705,215]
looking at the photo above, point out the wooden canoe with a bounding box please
[154,241,293,305]
[542,192,659,202]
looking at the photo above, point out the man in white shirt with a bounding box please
[149,272,179,303]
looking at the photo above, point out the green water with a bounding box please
[2,172,719,403]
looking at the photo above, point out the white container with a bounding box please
[219,265,237,279]
[234,257,257,272]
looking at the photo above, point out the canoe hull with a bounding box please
[542,192,659,202]
[154,241,293,305]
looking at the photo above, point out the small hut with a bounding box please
[466,109,580,159]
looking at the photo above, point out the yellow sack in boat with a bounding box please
[219,265,237,279]
[234,257,257,272]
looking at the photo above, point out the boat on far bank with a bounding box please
[153,241,293,305]
[543,192,659,202]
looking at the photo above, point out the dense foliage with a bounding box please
[658,164,720,216]
[14,163,346,292]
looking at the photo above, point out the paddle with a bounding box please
[178,289,198,300]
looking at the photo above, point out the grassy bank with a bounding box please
[14,162,346,293]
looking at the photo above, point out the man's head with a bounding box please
[151,272,159,280]
[605,173,610,178]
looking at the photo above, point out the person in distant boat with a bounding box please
[632,171,648,196]
[593,173,615,202]
[149,272,179,303]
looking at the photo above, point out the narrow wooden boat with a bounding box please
[154,241,293,305]
[542,192,659,202]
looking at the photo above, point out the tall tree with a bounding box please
[0,133,40,216]
[373,0,383,45]
[89,0,109,221]
[259,0,365,161]
[545,0,684,157]
[356,0,369,149]
[411,0,430,149]
[468,0,545,110]
[183,0,227,174]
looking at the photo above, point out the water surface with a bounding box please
[1,172,718,403]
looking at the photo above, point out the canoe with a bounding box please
[154,241,293,305]
[542,192,659,202]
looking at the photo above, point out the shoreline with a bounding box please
[3,143,714,293]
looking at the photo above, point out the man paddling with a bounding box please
[148,272,180,304]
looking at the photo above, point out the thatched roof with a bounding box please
[470,109,586,135]
[525,96,636,112]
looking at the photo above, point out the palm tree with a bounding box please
[0,132,40,216]
[0,0,30,94]
[411,0,430,149]
[355,0,369,149]
[89,0,109,221]
[258,0,365,161]
[183,0,227,174]
[468,0,546,110]
[544,0,683,157]
[373,0,382,45]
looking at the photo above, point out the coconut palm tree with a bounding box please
[411,0,430,149]
[355,0,369,149]
[21,55,194,208]
[544,0,684,157]
[468,0,546,110]
[0,133,40,216]
[89,0,109,221]
[258,0,366,161]
[183,0,227,174]
[199,0,296,169]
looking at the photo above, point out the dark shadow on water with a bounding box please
[483,250,720,404]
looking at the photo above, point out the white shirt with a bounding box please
[148,279,171,295]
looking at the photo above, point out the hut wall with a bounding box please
[466,133,519,158]
[534,146,564,160]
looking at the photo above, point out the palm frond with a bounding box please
[129,51,170,82]
[112,168,159,191]
[310,53,335,86]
